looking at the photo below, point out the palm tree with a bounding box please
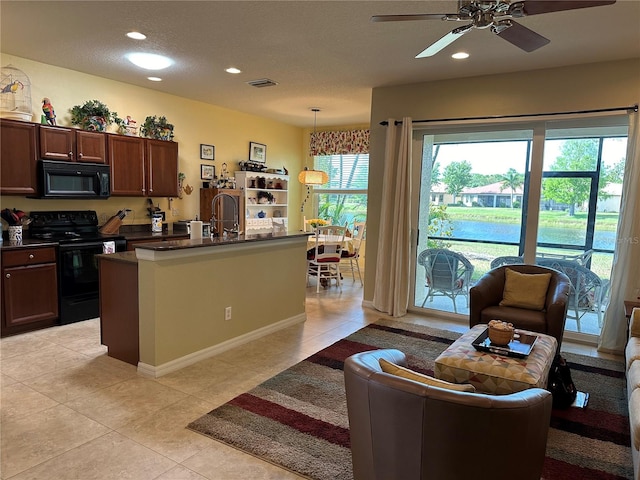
[499,168,524,208]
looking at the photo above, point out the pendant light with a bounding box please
[299,108,328,212]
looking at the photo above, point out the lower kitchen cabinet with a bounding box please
[1,246,59,337]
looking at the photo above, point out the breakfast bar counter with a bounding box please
[99,232,310,376]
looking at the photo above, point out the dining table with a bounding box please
[307,234,355,255]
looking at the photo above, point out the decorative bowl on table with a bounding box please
[487,320,514,346]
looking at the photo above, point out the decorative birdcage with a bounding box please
[0,65,32,121]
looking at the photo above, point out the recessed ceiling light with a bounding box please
[126,52,173,70]
[147,77,162,82]
[452,52,470,59]
[126,31,146,40]
[225,67,242,74]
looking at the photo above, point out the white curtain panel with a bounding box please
[599,111,640,354]
[373,118,413,317]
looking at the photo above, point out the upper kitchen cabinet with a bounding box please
[146,139,178,197]
[0,119,38,195]
[40,125,107,163]
[108,135,179,197]
[108,134,146,196]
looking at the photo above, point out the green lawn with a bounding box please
[445,206,620,231]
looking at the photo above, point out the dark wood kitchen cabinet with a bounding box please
[109,135,178,197]
[40,125,107,163]
[1,246,59,337]
[108,134,146,195]
[146,139,179,197]
[0,119,38,195]
[99,253,139,365]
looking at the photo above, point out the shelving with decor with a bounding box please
[234,171,288,233]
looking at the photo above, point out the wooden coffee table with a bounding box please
[434,324,557,395]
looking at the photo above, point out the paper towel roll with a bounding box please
[190,221,203,239]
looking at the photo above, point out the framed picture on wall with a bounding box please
[200,144,215,160]
[201,164,215,180]
[249,142,267,163]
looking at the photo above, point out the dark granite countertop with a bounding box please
[97,250,138,264]
[1,239,58,250]
[133,231,311,251]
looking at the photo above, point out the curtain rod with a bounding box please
[379,105,639,126]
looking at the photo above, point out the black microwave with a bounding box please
[37,160,110,199]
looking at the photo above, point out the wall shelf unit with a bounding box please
[235,171,288,233]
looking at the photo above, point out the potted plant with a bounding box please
[140,115,174,141]
[69,99,122,132]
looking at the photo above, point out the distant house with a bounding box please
[460,182,523,208]
[595,183,622,213]
[429,183,454,205]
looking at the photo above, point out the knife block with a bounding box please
[99,215,123,234]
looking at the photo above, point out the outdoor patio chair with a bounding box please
[536,259,609,330]
[417,249,474,313]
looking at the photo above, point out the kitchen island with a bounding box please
[99,232,310,377]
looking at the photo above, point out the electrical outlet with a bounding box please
[171,208,179,216]
[225,306,232,321]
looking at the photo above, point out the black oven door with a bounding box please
[58,240,125,324]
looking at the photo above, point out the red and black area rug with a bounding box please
[188,318,632,480]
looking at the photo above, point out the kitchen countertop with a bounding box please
[133,231,310,252]
[97,250,138,264]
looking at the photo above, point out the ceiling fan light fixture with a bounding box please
[451,51,469,59]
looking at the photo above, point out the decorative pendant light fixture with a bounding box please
[299,108,328,212]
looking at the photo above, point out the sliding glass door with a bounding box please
[411,116,628,340]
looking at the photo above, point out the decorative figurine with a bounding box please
[41,97,56,125]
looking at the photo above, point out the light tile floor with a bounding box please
[0,278,621,479]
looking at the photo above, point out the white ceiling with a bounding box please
[1,1,639,128]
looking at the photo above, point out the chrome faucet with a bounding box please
[210,193,241,238]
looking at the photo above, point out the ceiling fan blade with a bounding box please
[371,13,456,22]
[522,0,615,16]
[496,21,550,52]
[416,24,473,58]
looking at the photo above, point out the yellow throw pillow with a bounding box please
[500,268,551,311]
[379,358,476,393]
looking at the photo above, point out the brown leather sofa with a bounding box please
[470,264,571,350]
[344,348,553,480]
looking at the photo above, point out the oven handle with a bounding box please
[58,240,125,251]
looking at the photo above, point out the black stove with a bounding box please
[29,210,123,243]
[29,210,127,325]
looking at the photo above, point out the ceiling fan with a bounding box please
[371,0,616,58]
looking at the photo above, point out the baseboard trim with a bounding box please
[137,313,307,378]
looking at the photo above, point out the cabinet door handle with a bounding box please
[69,151,73,158]
[29,254,34,259]
[5,273,10,279]
[78,153,83,159]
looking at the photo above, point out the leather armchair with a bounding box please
[470,264,570,350]
[344,348,553,480]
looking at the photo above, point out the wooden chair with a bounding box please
[341,221,365,285]
[307,225,347,293]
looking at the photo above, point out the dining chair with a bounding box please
[272,218,287,233]
[307,225,347,293]
[341,221,365,285]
